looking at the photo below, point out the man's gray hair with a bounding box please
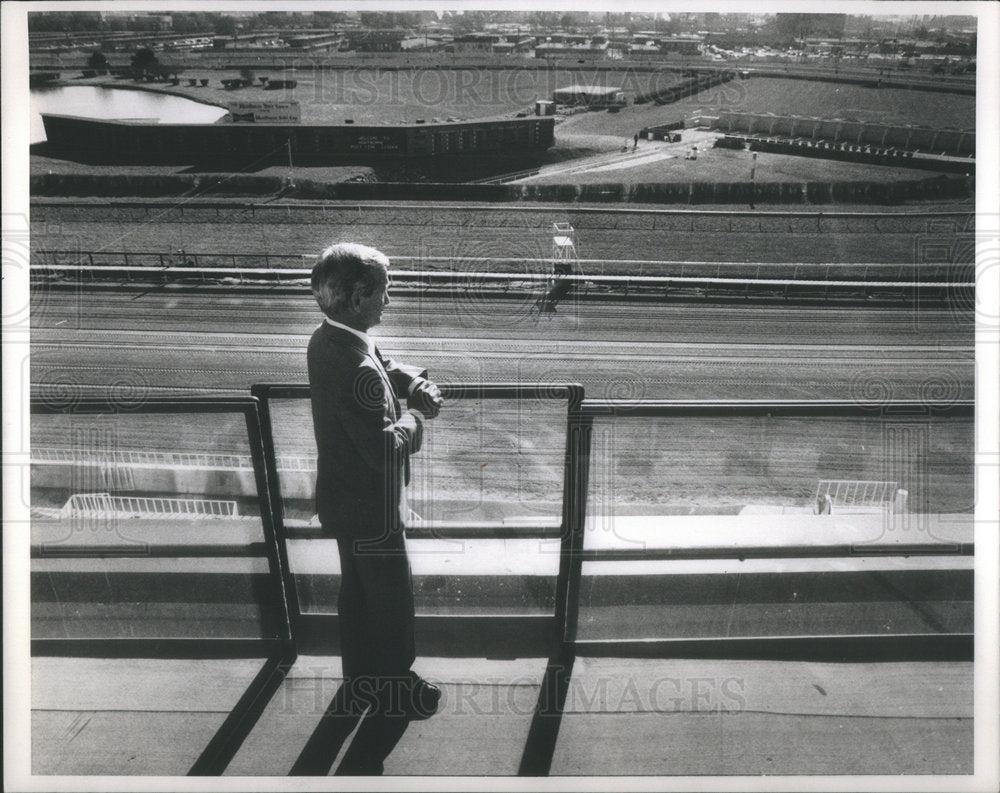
[311,243,389,317]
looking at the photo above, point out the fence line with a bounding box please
[816,479,898,507]
[59,492,241,518]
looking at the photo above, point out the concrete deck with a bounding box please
[31,653,972,777]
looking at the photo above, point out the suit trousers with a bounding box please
[335,528,416,684]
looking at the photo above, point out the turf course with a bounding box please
[30,203,974,267]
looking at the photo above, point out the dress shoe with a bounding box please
[405,672,441,720]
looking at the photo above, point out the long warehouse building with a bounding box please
[40,113,555,163]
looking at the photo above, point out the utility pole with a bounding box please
[286,137,294,187]
[749,150,756,209]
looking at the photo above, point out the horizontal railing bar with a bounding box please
[31,637,286,659]
[31,396,260,415]
[298,612,554,621]
[31,262,970,288]
[286,524,563,540]
[31,543,270,559]
[581,543,973,562]
[253,382,583,402]
[30,537,969,558]
[571,633,974,662]
[579,399,974,418]
[254,392,974,414]
[34,252,967,270]
[30,201,975,220]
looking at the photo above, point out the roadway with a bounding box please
[30,287,973,400]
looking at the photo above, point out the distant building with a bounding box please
[535,36,609,59]
[552,84,626,108]
[40,113,556,164]
[343,28,406,52]
[287,33,342,51]
[626,34,702,58]
[449,32,501,52]
[401,35,448,51]
[662,35,703,55]
[628,42,662,58]
[492,36,534,54]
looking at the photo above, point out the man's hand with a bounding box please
[408,380,444,419]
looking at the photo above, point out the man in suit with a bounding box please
[307,242,444,722]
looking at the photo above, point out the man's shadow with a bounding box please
[289,683,411,776]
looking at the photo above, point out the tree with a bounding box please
[130,48,159,74]
[214,16,238,37]
[28,12,101,32]
[312,12,349,28]
[528,11,561,33]
[86,51,109,73]
[560,13,585,32]
[768,13,847,45]
[447,11,491,35]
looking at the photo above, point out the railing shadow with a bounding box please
[289,684,411,776]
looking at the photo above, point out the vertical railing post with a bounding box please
[554,386,591,654]
[245,394,299,652]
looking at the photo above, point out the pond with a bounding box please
[30,85,228,144]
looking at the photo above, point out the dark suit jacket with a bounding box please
[307,322,427,538]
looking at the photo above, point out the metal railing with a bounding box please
[30,256,969,304]
[251,382,585,649]
[566,398,974,657]
[32,391,975,645]
[246,386,973,659]
[30,391,974,659]
[33,249,964,282]
[28,388,974,773]
[29,395,298,776]
[59,492,241,519]
[33,447,254,469]
[816,479,898,508]
[29,396,295,649]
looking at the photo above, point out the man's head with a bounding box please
[312,243,391,331]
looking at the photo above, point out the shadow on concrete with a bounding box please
[288,684,362,776]
[334,712,410,776]
[288,683,411,776]
[517,649,575,776]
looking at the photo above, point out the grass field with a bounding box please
[528,140,949,185]
[556,77,975,141]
